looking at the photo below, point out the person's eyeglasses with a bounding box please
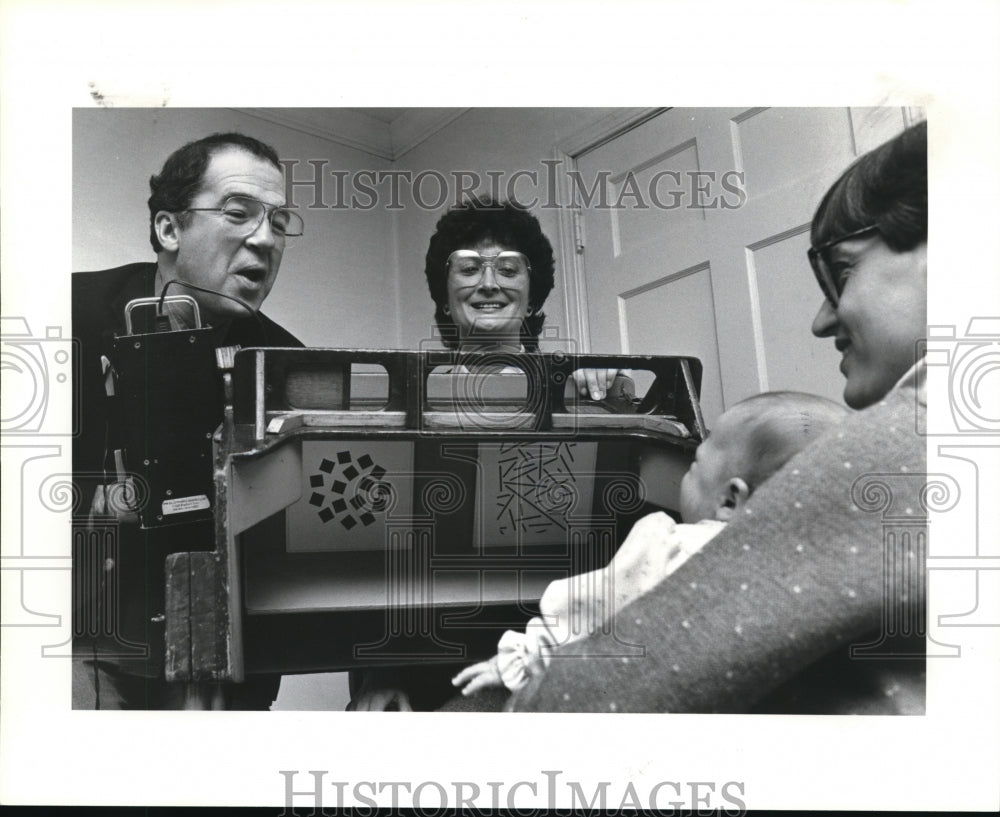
[446,250,531,281]
[185,195,304,238]
[807,224,879,307]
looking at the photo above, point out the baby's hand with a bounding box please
[451,658,503,696]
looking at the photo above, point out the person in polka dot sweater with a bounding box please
[511,121,929,713]
[451,392,846,699]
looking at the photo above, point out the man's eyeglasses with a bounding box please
[185,195,304,238]
[807,224,878,307]
[446,250,531,281]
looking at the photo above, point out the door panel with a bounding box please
[607,140,704,258]
[749,229,844,398]
[618,263,725,418]
[735,107,855,198]
[574,107,914,427]
[577,109,724,419]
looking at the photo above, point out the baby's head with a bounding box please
[679,391,848,522]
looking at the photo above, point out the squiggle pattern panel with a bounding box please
[491,442,598,538]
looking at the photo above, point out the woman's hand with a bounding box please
[571,368,626,401]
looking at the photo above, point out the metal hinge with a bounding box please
[573,209,586,253]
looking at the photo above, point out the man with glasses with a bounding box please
[72,133,303,709]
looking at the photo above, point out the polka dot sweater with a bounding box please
[511,373,926,713]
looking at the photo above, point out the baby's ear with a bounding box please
[715,477,750,521]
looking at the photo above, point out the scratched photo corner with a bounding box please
[50,105,966,720]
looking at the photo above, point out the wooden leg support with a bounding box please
[165,551,231,684]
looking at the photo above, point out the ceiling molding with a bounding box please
[232,108,394,160]
[389,109,471,159]
[556,108,669,158]
[231,108,470,162]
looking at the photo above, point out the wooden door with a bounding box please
[573,107,919,425]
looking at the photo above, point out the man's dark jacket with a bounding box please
[72,262,301,677]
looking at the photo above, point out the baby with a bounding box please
[452,390,848,696]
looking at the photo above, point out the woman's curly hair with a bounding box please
[423,197,555,350]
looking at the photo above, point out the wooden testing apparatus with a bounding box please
[119,344,708,685]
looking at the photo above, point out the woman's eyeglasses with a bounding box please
[185,195,304,238]
[807,224,879,307]
[446,250,531,280]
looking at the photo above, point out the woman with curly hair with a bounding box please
[423,197,554,352]
[421,196,620,397]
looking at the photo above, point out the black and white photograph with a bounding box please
[2,1,999,813]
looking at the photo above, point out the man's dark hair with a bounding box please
[811,119,927,253]
[147,132,281,253]
[423,196,556,350]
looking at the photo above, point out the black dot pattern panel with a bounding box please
[307,448,389,529]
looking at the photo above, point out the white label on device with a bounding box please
[162,495,210,515]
